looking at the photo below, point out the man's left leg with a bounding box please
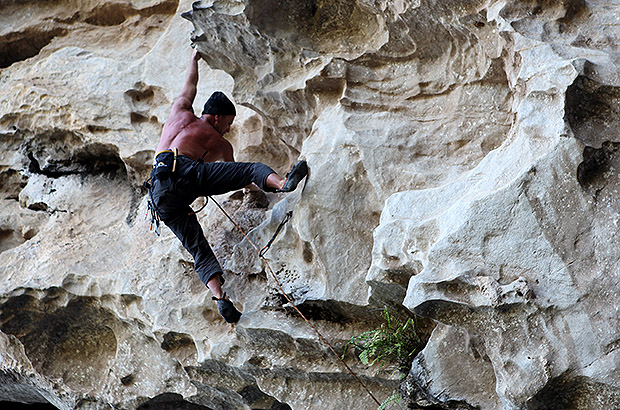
[163,209,242,323]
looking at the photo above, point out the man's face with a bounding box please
[214,115,235,135]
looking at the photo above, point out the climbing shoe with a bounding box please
[277,160,308,192]
[212,293,242,323]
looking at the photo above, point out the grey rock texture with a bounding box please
[1,0,620,409]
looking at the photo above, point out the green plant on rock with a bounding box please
[344,306,420,375]
[343,306,421,410]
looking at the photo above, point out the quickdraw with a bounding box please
[145,199,161,236]
[259,211,292,257]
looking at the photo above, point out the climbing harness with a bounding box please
[144,148,179,235]
[207,195,382,407]
[259,211,292,257]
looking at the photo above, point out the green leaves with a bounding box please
[343,306,420,374]
[378,391,402,410]
[343,307,421,410]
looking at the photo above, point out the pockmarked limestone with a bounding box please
[1,0,620,409]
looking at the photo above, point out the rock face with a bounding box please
[1,0,620,409]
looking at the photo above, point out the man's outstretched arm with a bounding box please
[171,50,201,114]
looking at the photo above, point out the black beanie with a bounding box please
[202,91,236,116]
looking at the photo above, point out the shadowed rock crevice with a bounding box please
[0,401,56,409]
[160,331,197,365]
[0,0,177,69]
[0,291,118,392]
[0,225,38,254]
[526,373,620,410]
[499,0,587,23]
[0,28,68,68]
[24,132,127,179]
[136,393,213,410]
[290,299,384,325]
[82,0,177,27]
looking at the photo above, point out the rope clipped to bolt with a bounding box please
[208,195,382,407]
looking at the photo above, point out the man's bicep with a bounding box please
[222,142,235,162]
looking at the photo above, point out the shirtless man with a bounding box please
[148,50,307,323]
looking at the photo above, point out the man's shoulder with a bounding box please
[165,109,198,128]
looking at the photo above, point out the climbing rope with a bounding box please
[208,195,382,407]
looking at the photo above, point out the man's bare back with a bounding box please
[156,110,235,163]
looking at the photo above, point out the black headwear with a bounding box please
[202,91,236,116]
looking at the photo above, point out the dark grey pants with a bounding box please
[149,151,276,286]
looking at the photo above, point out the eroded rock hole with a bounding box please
[84,3,134,26]
[0,168,27,200]
[160,331,197,363]
[244,0,378,51]
[161,332,195,351]
[0,229,27,254]
[577,142,620,195]
[499,0,587,23]
[565,74,620,147]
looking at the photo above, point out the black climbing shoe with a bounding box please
[212,293,242,323]
[277,160,308,193]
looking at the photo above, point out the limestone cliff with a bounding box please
[1,0,620,409]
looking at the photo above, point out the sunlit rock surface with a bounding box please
[1,0,620,409]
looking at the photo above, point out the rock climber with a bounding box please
[147,49,308,323]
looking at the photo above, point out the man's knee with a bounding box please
[252,162,277,190]
[200,270,224,287]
